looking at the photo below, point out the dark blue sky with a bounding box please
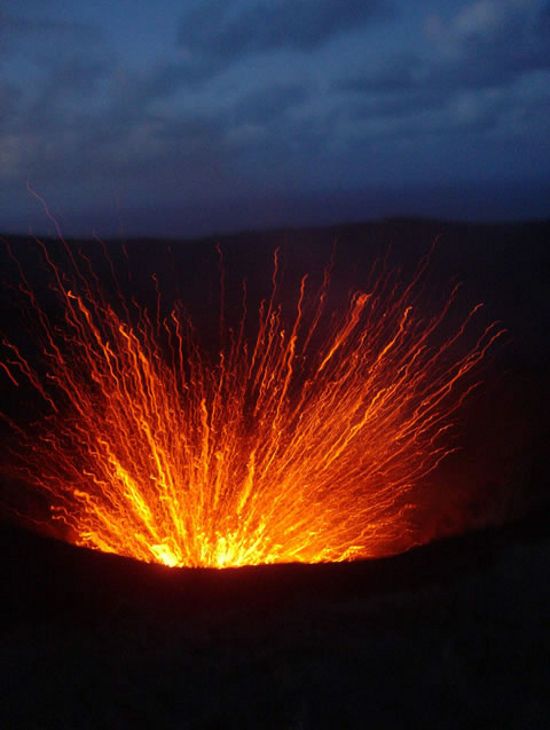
[1,0,549,236]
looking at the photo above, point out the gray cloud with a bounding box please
[335,0,550,141]
[26,57,111,124]
[120,59,224,102]
[0,11,101,59]
[231,83,310,125]
[342,2,550,99]
[0,12,97,36]
[0,80,21,126]
[429,0,550,88]
[180,0,391,54]
[339,54,426,94]
[176,0,391,81]
[1,0,549,234]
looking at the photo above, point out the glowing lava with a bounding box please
[1,240,504,568]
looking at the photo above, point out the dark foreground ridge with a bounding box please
[0,511,548,624]
[1,513,548,729]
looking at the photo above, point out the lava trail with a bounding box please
[0,239,504,568]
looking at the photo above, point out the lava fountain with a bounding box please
[0,237,504,568]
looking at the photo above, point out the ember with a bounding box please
[1,238,503,568]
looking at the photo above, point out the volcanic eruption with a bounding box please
[0,235,504,568]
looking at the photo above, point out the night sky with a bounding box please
[1,0,549,237]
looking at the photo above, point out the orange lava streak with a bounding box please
[1,242,504,568]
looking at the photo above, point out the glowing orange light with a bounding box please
[1,240,504,568]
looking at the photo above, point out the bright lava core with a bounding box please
[0,239,504,568]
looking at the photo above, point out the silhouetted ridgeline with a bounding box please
[2,218,549,370]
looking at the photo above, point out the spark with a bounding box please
[0,240,504,567]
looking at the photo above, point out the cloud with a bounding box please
[1,0,549,233]
[0,81,21,127]
[339,53,426,94]
[231,83,309,125]
[429,0,550,83]
[335,0,550,143]
[342,1,550,100]
[0,20,114,147]
[120,59,224,101]
[0,11,101,59]
[175,0,392,82]
[451,0,536,40]
[0,12,97,36]
[0,92,234,200]
[25,57,111,125]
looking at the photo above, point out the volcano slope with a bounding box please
[1,512,548,729]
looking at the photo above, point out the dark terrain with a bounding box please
[1,218,549,728]
[1,514,548,728]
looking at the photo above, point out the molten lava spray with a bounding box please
[1,239,503,568]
